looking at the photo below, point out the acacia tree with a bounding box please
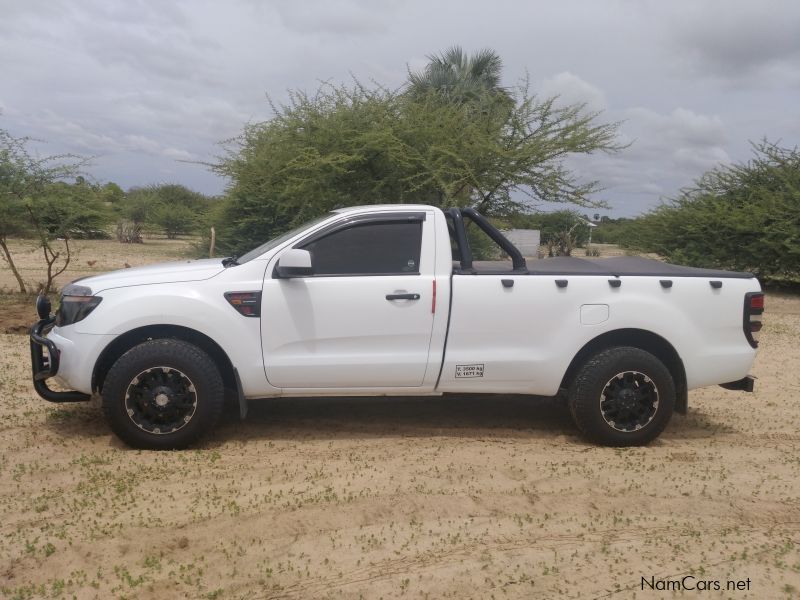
[0,194,29,292]
[621,140,800,281]
[117,184,208,240]
[151,184,206,238]
[0,127,88,293]
[212,54,621,255]
[28,183,110,293]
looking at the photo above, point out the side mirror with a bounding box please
[276,248,313,278]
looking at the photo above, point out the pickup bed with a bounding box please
[30,205,763,449]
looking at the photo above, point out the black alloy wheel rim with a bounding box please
[124,367,198,435]
[599,371,660,432]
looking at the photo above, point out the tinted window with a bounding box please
[302,221,422,275]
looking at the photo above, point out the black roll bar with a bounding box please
[461,207,527,272]
[446,208,474,272]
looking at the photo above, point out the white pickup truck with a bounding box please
[30,205,763,449]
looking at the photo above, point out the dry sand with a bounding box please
[0,248,799,599]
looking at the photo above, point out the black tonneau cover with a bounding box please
[469,256,754,279]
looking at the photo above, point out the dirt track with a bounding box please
[1,297,799,599]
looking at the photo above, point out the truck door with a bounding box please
[260,211,438,389]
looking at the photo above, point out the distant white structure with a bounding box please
[581,219,598,245]
[504,229,541,258]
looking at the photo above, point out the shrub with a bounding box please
[155,204,196,239]
[621,140,800,281]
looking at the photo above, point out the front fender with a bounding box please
[75,281,274,396]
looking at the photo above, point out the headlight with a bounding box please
[56,284,102,326]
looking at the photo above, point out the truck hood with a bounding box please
[75,259,226,293]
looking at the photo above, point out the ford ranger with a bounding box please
[30,205,763,449]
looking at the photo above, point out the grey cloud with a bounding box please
[549,105,733,215]
[659,0,800,84]
[624,107,729,149]
[672,145,730,172]
[275,0,394,35]
[83,29,222,86]
[539,72,607,113]
[1,0,798,213]
[22,108,200,163]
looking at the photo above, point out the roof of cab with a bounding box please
[333,204,436,213]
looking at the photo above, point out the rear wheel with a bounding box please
[102,339,224,449]
[568,346,675,446]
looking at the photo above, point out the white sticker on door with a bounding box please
[455,364,484,378]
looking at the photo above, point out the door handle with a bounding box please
[386,293,420,301]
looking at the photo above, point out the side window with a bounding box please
[301,221,422,276]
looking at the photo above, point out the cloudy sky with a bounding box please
[1,0,798,216]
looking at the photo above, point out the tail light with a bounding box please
[743,292,764,348]
[224,291,261,317]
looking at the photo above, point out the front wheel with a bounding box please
[102,339,225,449]
[568,346,675,446]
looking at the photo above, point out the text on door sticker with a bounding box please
[455,364,484,378]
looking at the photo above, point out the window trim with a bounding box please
[297,212,426,248]
[277,212,426,278]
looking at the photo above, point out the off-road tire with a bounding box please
[568,346,675,446]
[102,339,224,450]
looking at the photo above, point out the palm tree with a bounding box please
[407,46,511,104]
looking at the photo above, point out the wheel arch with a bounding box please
[92,324,237,396]
[560,328,688,414]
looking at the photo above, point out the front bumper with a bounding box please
[30,318,91,402]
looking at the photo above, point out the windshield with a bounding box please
[236,213,334,264]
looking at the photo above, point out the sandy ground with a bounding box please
[1,240,799,598]
[0,288,798,598]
